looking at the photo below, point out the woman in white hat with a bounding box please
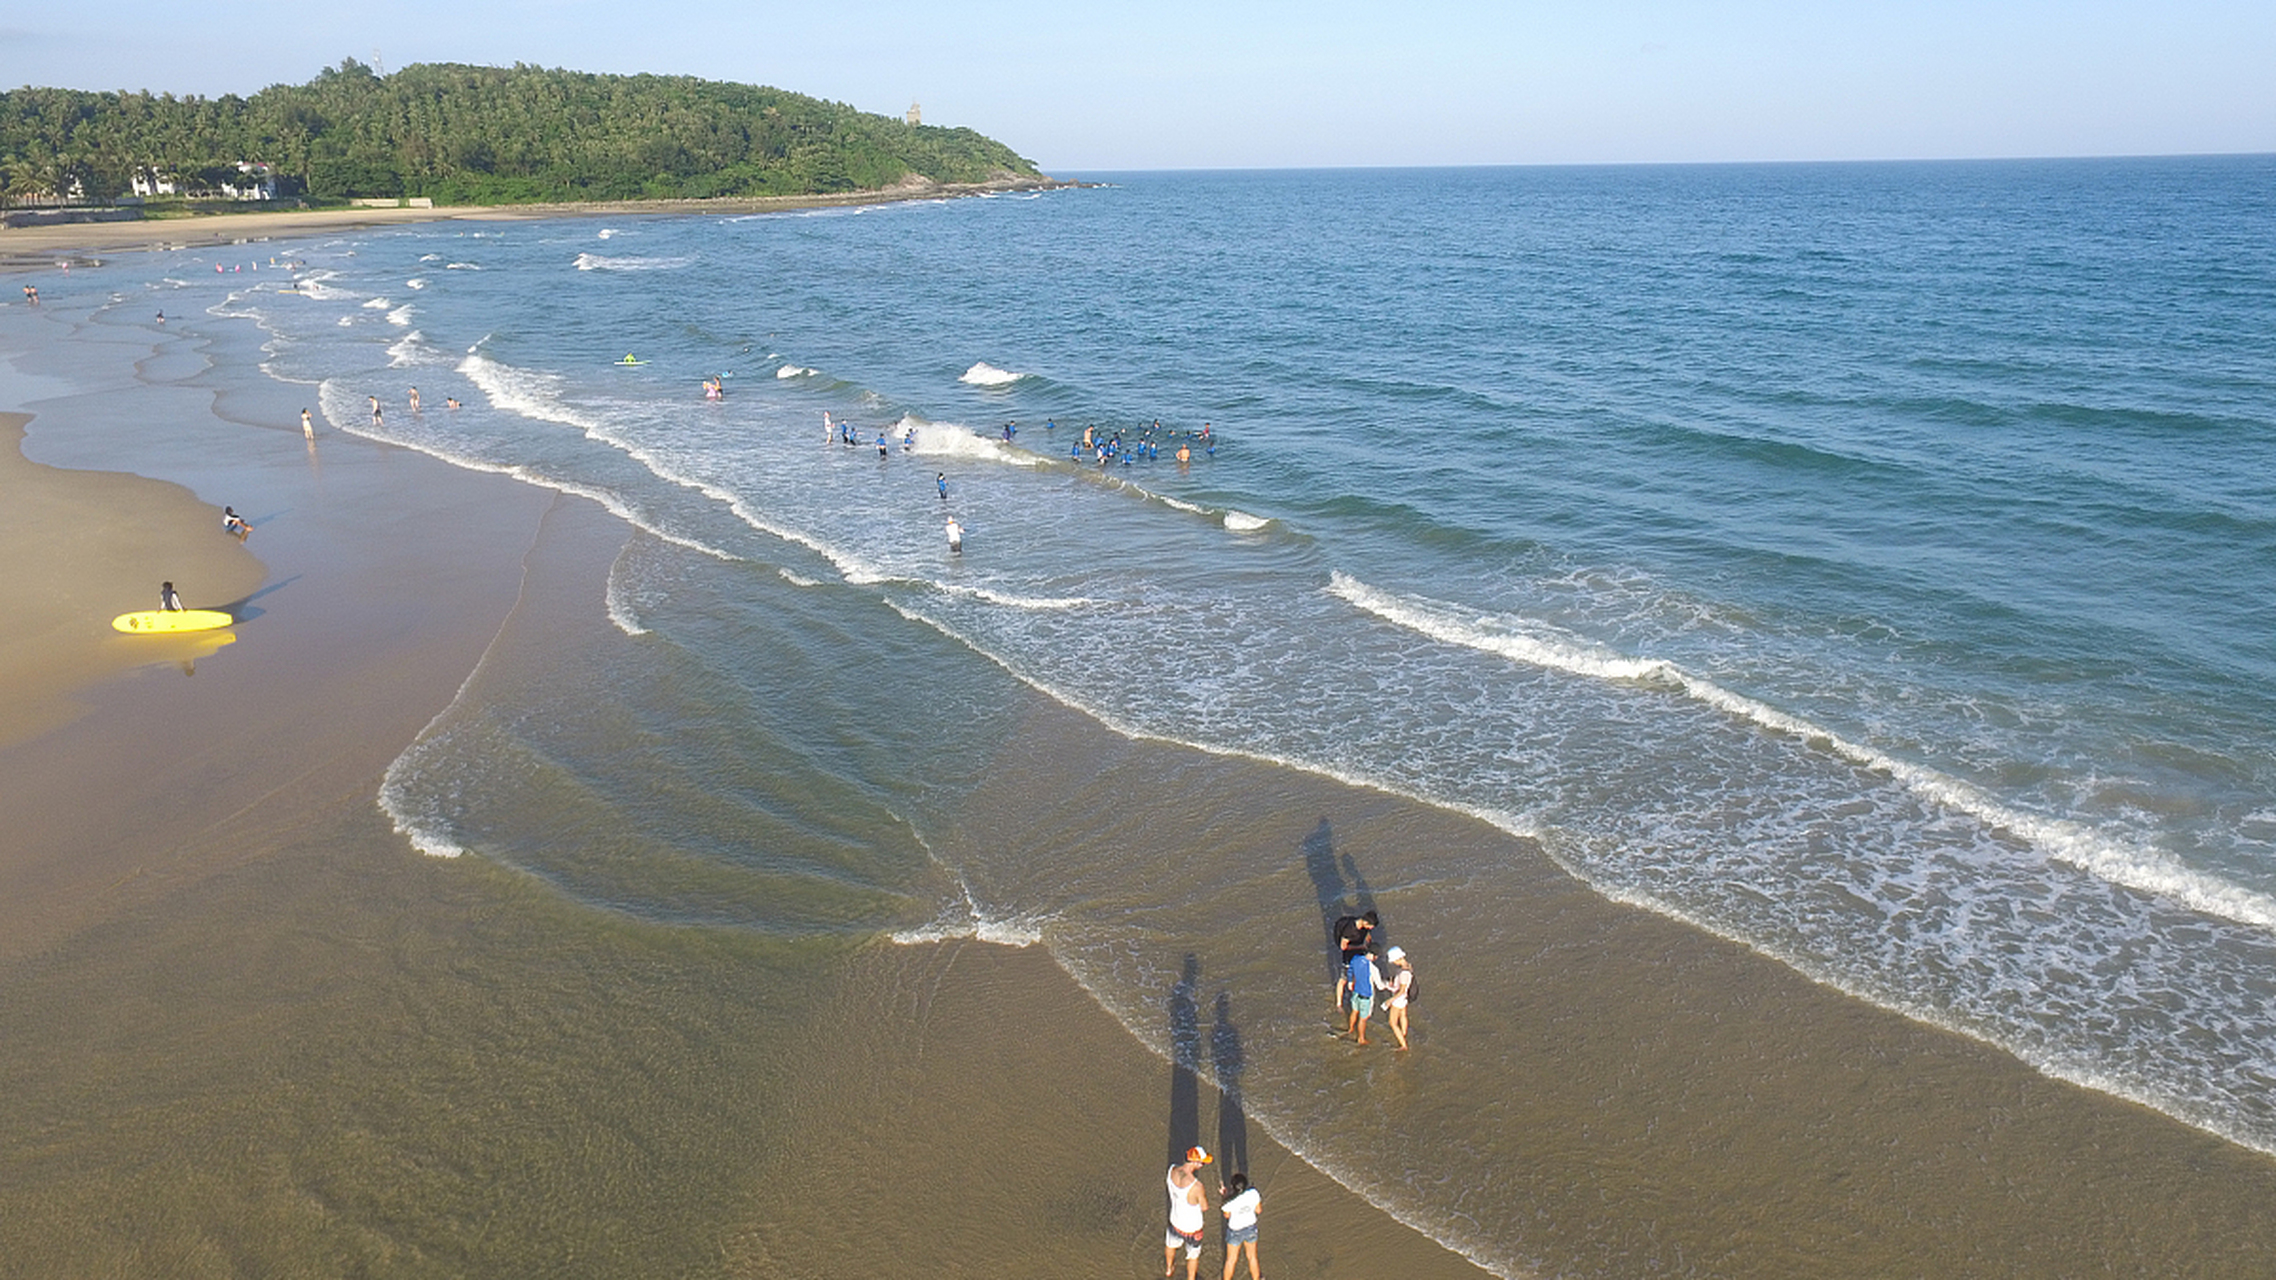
[1384,946,1415,1051]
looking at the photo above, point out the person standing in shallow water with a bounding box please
[1344,944,1383,1046]
[301,408,314,439]
[1383,945,1415,1051]
[1165,1146,1211,1280]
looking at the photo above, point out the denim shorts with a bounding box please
[1226,1222,1259,1246]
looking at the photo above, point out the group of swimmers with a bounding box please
[1064,419,1215,467]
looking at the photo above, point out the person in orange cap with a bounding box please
[1165,1145,1212,1279]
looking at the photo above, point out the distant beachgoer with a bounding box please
[946,518,964,554]
[21,285,37,305]
[1384,946,1415,1051]
[1218,1172,1262,1280]
[1176,443,1191,464]
[155,310,165,324]
[222,506,250,542]
[301,409,314,439]
[902,426,914,451]
[369,395,382,425]
[408,386,422,412]
[877,433,890,459]
[159,581,184,612]
[1165,1147,1212,1280]
[446,397,461,409]
[937,473,949,500]
[823,411,835,443]
[1082,425,1094,449]
[1344,947,1383,1046]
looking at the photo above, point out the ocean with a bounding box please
[139,156,2276,1270]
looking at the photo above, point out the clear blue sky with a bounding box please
[5,1,2271,170]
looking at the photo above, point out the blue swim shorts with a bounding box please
[1350,995,1375,1019]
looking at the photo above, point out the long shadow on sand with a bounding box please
[1211,989,1249,1176]
[1166,953,1201,1168]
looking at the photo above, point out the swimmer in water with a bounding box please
[301,408,314,439]
[877,433,890,459]
[1177,443,1191,464]
[446,397,461,409]
[937,473,949,500]
[408,386,421,413]
[946,518,964,553]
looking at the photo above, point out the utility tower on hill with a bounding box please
[906,103,922,126]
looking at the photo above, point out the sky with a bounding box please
[4,1,2272,171]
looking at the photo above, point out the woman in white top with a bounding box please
[1219,1171,1262,1280]
[1384,945,1416,1051]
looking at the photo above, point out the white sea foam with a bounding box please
[419,253,443,262]
[573,252,694,272]
[604,558,649,637]
[1327,571,2276,933]
[904,417,1042,466]
[386,304,415,327]
[385,330,431,369]
[597,228,617,239]
[778,569,821,588]
[297,272,355,301]
[931,582,1097,611]
[336,316,353,327]
[362,297,391,309]
[446,262,481,270]
[776,364,817,379]
[958,361,1028,387]
[1222,510,1270,532]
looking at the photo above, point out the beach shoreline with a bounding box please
[0,173,1073,270]
[0,224,1491,1278]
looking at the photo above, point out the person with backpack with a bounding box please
[1384,946,1416,1051]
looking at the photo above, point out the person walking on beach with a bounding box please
[1383,945,1415,1051]
[1219,1172,1262,1280]
[158,581,185,612]
[1165,1146,1212,1280]
[301,408,314,440]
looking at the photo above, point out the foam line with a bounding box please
[1327,571,2276,933]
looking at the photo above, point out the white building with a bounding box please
[906,102,921,126]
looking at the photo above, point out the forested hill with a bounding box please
[0,60,1044,205]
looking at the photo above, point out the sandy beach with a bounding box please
[0,176,1067,270]
[8,209,2276,1279]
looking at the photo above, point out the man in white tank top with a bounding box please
[1164,1145,1212,1279]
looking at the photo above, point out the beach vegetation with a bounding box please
[0,61,1040,208]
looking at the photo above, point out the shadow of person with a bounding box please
[1166,953,1201,1169]
[1211,990,1249,1176]
[1303,817,1384,980]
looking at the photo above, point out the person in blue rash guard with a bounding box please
[1344,946,1384,1046]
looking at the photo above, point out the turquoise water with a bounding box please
[95,157,2276,1259]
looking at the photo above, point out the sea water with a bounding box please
[131,158,2276,1264]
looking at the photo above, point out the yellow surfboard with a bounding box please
[113,609,234,634]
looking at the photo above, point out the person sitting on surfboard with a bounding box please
[159,582,184,611]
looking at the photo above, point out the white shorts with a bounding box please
[1166,1228,1202,1258]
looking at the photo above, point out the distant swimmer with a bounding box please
[704,376,723,400]
[877,433,890,459]
[445,397,461,409]
[222,506,251,542]
[369,395,382,425]
[155,310,165,324]
[937,473,949,500]
[1176,443,1191,464]
[159,581,185,612]
[300,408,314,439]
[945,518,964,554]
[1081,425,1094,449]
[408,386,422,413]
[21,285,37,305]
[902,426,915,451]
[824,411,835,443]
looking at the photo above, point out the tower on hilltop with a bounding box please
[906,103,922,126]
